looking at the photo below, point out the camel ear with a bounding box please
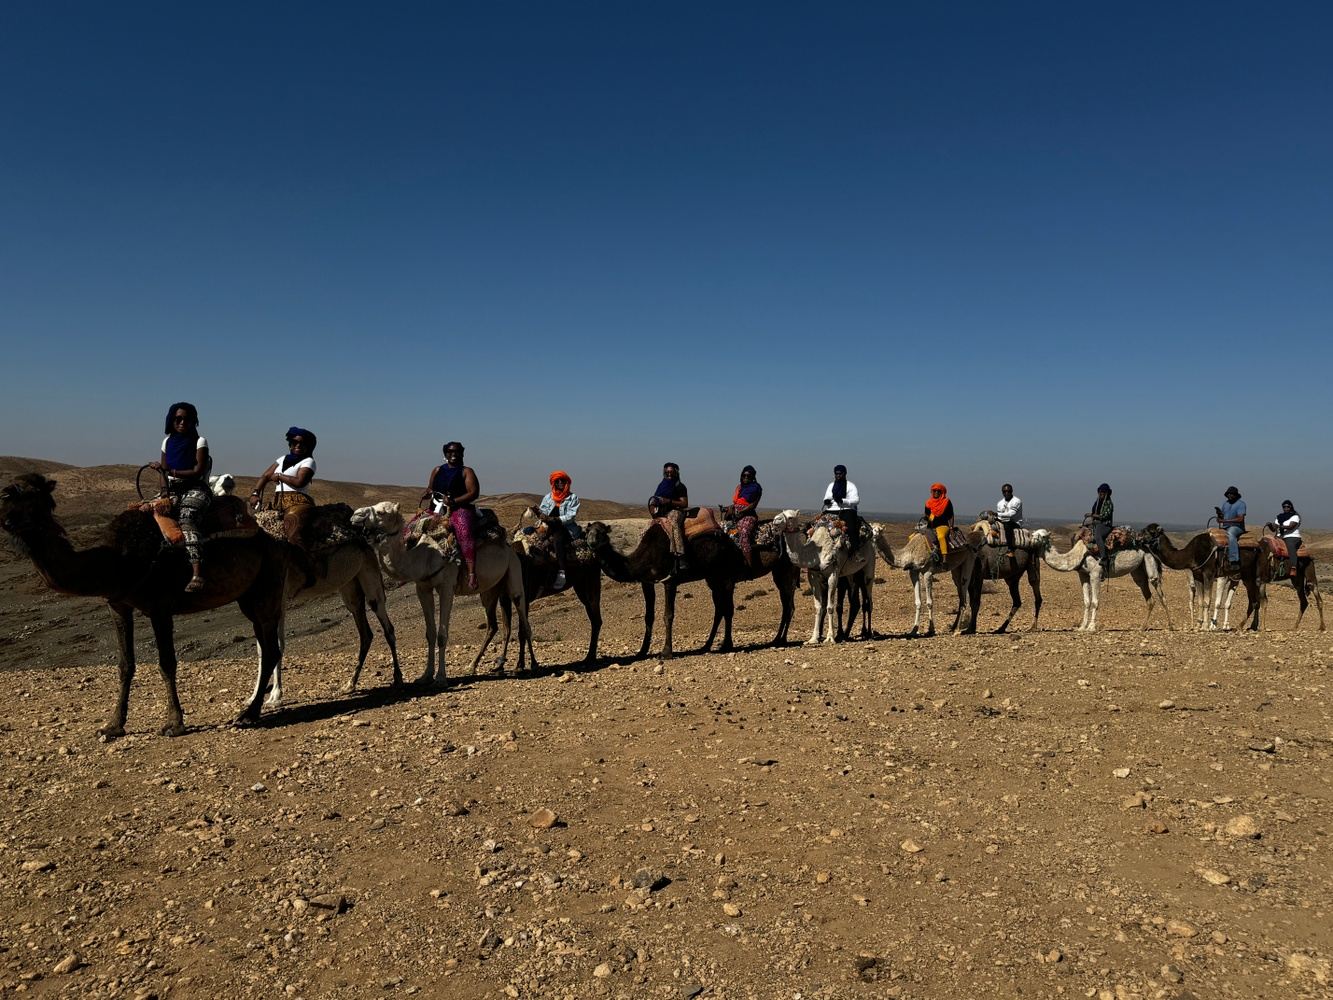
[43,478,57,493]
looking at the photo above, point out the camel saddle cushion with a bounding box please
[984,526,1041,548]
[1259,534,1309,560]
[512,525,596,565]
[1208,528,1262,550]
[653,506,723,540]
[133,495,257,547]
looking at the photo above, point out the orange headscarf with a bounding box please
[925,483,950,518]
[549,470,571,505]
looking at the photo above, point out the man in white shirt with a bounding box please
[995,483,1023,554]
[823,465,861,547]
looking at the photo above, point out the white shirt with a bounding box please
[1277,512,1301,539]
[823,480,859,511]
[274,455,316,494]
[996,495,1023,525]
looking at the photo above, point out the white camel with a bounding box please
[350,502,531,681]
[773,511,875,643]
[1041,539,1171,632]
[248,513,401,708]
[873,525,982,636]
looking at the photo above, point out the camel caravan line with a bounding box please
[0,473,1323,740]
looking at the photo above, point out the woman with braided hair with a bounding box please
[149,401,212,592]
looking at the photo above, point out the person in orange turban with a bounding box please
[539,470,580,589]
[923,483,955,562]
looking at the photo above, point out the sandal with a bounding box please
[185,576,206,593]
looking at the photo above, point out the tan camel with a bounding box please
[250,509,402,706]
[773,511,876,643]
[1042,538,1170,632]
[350,502,531,681]
[873,526,983,636]
[0,474,292,738]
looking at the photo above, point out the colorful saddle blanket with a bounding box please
[1207,528,1263,550]
[983,526,1041,548]
[134,494,258,547]
[1259,535,1309,560]
[653,505,723,541]
[1077,524,1136,556]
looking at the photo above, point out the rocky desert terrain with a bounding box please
[1,460,1329,999]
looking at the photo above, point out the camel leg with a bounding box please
[148,613,186,737]
[661,582,676,660]
[235,617,282,728]
[1129,565,1155,630]
[99,602,136,739]
[470,589,504,675]
[1079,572,1094,631]
[578,578,602,663]
[1310,578,1325,631]
[923,572,937,637]
[950,565,971,635]
[335,580,375,696]
[1244,578,1262,632]
[436,584,455,682]
[806,569,828,644]
[415,582,438,683]
[362,570,401,687]
[1028,562,1043,631]
[637,582,655,659]
[713,581,735,653]
[907,571,923,637]
[507,563,531,672]
[860,574,874,639]
[773,565,796,646]
[996,576,1020,634]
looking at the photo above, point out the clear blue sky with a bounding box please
[2,2,1330,525]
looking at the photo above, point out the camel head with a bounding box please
[1030,528,1052,552]
[209,474,236,497]
[350,501,404,544]
[970,518,999,544]
[0,474,59,543]
[771,510,804,533]
[1135,523,1164,549]
[583,521,611,551]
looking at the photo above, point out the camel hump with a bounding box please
[1208,527,1263,549]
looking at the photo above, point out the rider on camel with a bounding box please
[426,442,480,590]
[924,483,954,564]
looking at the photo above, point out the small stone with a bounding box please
[722,902,741,917]
[529,808,558,830]
[482,838,501,853]
[679,984,704,999]
[1224,815,1261,839]
[1246,738,1276,753]
[250,783,267,793]
[1119,793,1149,810]
[52,953,83,975]
[1112,768,1131,779]
[1166,919,1198,938]
[593,963,612,979]
[308,892,346,913]
[442,801,469,817]
[477,928,501,952]
[20,859,55,873]
[815,870,831,884]
[1199,868,1231,885]
[369,818,386,831]
[1158,699,1175,710]
[629,869,668,892]
[1161,964,1184,984]
[899,839,923,854]
[1146,821,1170,835]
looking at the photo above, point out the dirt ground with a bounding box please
[1,461,1329,999]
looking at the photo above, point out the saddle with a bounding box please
[982,524,1040,549]
[1207,528,1262,551]
[653,505,723,540]
[255,503,359,552]
[512,524,596,565]
[132,494,258,548]
[1077,524,1136,557]
[404,507,507,559]
[1259,534,1308,560]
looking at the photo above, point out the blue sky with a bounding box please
[2,2,1330,524]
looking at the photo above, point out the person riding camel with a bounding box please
[538,470,581,590]
[1216,486,1246,576]
[426,441,480,590]
[727,465,763,568]
[923,483,954,564]
[1088,484,1114,574]
[822,465,860,549]
[649,462,690,575]
[996,483,1023,556]
[1269,500,1301,580]
[251,427,317,545]
[150,402,212,592]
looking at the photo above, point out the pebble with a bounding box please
[593,963,612,979]
[442,801,469,817]
[1198,868,1231,886]
[722,902,742,917]
[1161,964,1184,983]
[529,808,558,829]
[899,839,923,854]
[1158,699,1175,710]
[309,892,346,912]
[1119,792,1150,810]
[52,953,82,975]
[1112,768,1131,779]
[679,984,704,999]
[1247,738,1276,753]
[19,859,55,873]
[1224,815,1261,839]
[629,869,668,891]
[1166,919,1198,938]
[815,870,831,884]
[250,783,267,793]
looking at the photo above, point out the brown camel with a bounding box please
[0,474,293,738]
[583,520,797,660]
[1253,542,1325,632]
[1135,524,1262,631]
[969,521,1051,633]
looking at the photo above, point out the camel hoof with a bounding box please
[411,672,434,687]
[97,724,125,741]
[161,722,187,738]
[231,713,261,729]
[339,682,358,695]
[264,693,283,708]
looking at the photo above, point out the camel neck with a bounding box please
[14,518,127,598]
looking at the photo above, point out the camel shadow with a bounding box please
[243,681,433,729]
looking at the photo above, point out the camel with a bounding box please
[970,519,1051,633]
[582,519,797,660]
[249,508,402,706]
[466,509,605,670]
[1133,524,1259,630]
[1254,542,1325,631]
[772,511,876,643]
[873,525,984,636]
[0,474,292,737]
[350,502,531,681]
[1041,536,1170,632]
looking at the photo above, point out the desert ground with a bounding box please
[1,460,1329,999]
